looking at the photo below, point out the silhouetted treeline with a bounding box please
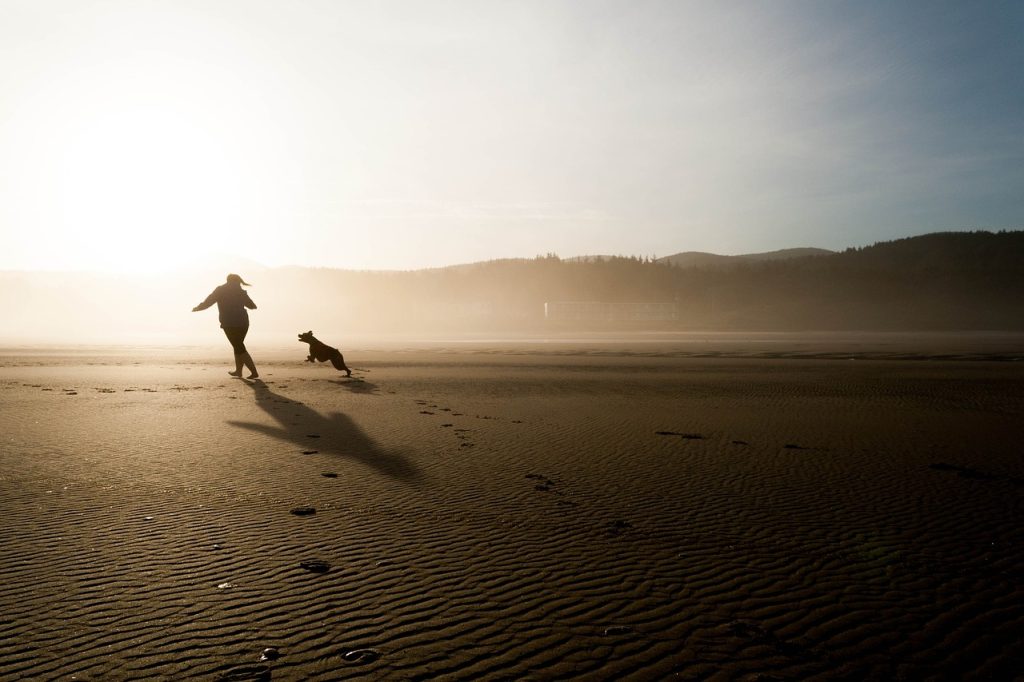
[261,231,1024,332]
[673,231,1024,330]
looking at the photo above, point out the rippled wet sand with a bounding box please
[1,345,1022,679]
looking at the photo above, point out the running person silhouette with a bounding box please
[192,273,260,379]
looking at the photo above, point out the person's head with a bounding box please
[226,273,251,287]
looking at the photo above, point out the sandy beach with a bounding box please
[2,336,1023,680]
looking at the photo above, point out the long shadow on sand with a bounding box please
[227,380,422,483]
[328,377,379,395]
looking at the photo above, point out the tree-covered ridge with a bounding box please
[282,230,1024,331]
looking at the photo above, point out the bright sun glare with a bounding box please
[56,105,246,274]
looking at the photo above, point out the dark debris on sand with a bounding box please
[300,559,331,574]
[656,430,704,439]
[341,648,381,665]
[215,664,271,682]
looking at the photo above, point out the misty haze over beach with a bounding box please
[2,1,1024,680]
[2,231,1024,346]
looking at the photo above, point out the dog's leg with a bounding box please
[337,352,352,377]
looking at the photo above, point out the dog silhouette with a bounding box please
[298,330,352,377]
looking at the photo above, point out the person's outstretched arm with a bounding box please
[192,290,218,312]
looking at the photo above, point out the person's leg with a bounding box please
[242,353,258,379]
[230,354,244,377]
[223,327,247,377]
[237,326,258,379]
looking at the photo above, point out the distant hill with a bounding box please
[664,231,1024,330]
[657,247,833,269]
[264,231,1024,332]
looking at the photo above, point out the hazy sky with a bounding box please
[1,0,1021,272]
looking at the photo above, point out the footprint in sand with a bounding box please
[419,410,435,415]
[723,619,805,657]
[526,473,555,490]
[526,473,565,495]
[259,648,281,662]
[606,519,633,536]
[929,463,998,481]
[300,559,331,573]
[321,472,338,478]
[441,423,453,428]
[732,440,749,445]
[302,450,319,455]
[290,506,316,516]
[783,443,809,450]
[727,620,764,638]
[306,434,321,438]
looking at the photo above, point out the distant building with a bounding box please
[544,301,678,321]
